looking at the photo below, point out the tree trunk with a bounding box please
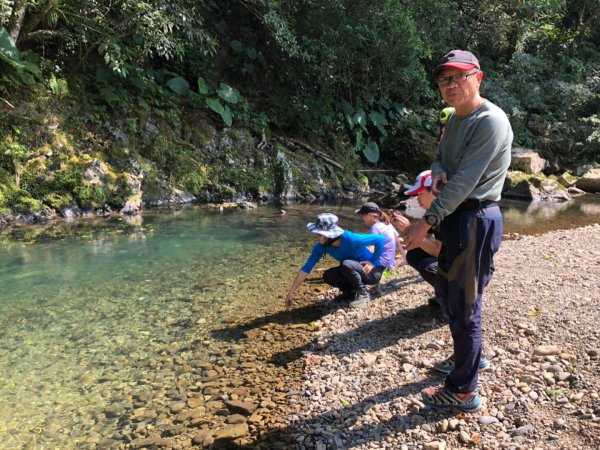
[14,160,21,189]
[6,0,27,42]
[577,7,600,42]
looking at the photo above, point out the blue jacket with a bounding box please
[300,230,385,274]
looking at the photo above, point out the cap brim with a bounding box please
[434,62,476,76]
[404,185,424,196]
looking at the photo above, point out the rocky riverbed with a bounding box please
[257,224,599,450]
[109,224,600,449]
[126,224,599,450]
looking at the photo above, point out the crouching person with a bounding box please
[285,213,385,309]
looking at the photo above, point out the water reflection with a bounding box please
[401,195,600,236]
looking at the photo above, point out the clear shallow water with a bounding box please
[0,197,599,448]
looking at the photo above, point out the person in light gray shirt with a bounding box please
[403,49,512,413]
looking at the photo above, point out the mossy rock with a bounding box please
[557,172,577,187]
[73,183,108,209]
[11,195,45,213]
[358,175,369,188]
[43,193,73,209]
[182,115,215,147]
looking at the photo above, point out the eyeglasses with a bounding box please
[437,71,479,87]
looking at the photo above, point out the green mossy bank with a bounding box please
[0,96,373,225]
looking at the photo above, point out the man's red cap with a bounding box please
[433,50,480,76]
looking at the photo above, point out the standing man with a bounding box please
[402,50,513,412]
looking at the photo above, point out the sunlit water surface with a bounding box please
[0,196,599,448]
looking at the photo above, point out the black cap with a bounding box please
[355,202,380,215]
[433,50,480,76]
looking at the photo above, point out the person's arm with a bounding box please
[350,232,385,272]
[285,242,324,308]
[419,234,441,257]
[361,233,385,264]
[285,270,309,308]
[395,233,408,265]
[390,211,410,233]
[402,219,431,251]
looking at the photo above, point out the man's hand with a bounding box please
[432,171,448,196]
[402,219,431,251]
[361,261,374,274]
[285,291,296,308]
[390,210,410,232]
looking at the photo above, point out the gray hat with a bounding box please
[307,213,344,239]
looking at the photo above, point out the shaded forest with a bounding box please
[1,0,599,215]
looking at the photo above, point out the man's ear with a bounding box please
[476,71,484,82]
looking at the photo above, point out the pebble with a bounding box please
[439,419,449,433]
[459,430,471,443]
[513,424,535,436]
[479,415,500,425]
[448,418,460,430]
[424,441,446,450]
[534,345,561,356]
[553,418,567,429]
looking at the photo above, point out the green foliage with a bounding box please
[0,26,22,68]
[0,0,599,201]
[341,98,417,162]
[198,81,240,127]
[48,75,69,98]
[52,168,83,193]
[167,77,190,96]
[0,28,41,89]
[73,184,108,210]
[9,192,45,213]
[42,192,72,209]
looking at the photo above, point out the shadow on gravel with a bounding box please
[209,300,328,342]
[210,272,427,342]
[268,302,445,366]
[231,374,455,450]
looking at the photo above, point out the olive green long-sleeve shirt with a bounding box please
[427,99,513,222]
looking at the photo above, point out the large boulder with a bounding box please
[575,168,600,192]
[503,172,570,202]
[510,148,549,174]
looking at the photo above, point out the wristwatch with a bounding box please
[425,215,439,226]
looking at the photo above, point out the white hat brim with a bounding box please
[307,223,344,239]
[404,183,422,195]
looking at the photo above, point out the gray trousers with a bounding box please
[323,259,385,293]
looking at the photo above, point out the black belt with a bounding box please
[455,199,498,212]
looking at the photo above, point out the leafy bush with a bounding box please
[181,166,209,196]
[73,184,108,210]
[9,192,45,213]
[43,192,72,209]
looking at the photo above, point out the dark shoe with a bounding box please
[332,291,354,303]
[349,289,371,308]
[428,296,441,308]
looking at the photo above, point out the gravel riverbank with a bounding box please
[260,224,600,450]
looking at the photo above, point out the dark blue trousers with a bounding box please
[406,248,438,287]
[323,260,385,293]
[436,205,503,393]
